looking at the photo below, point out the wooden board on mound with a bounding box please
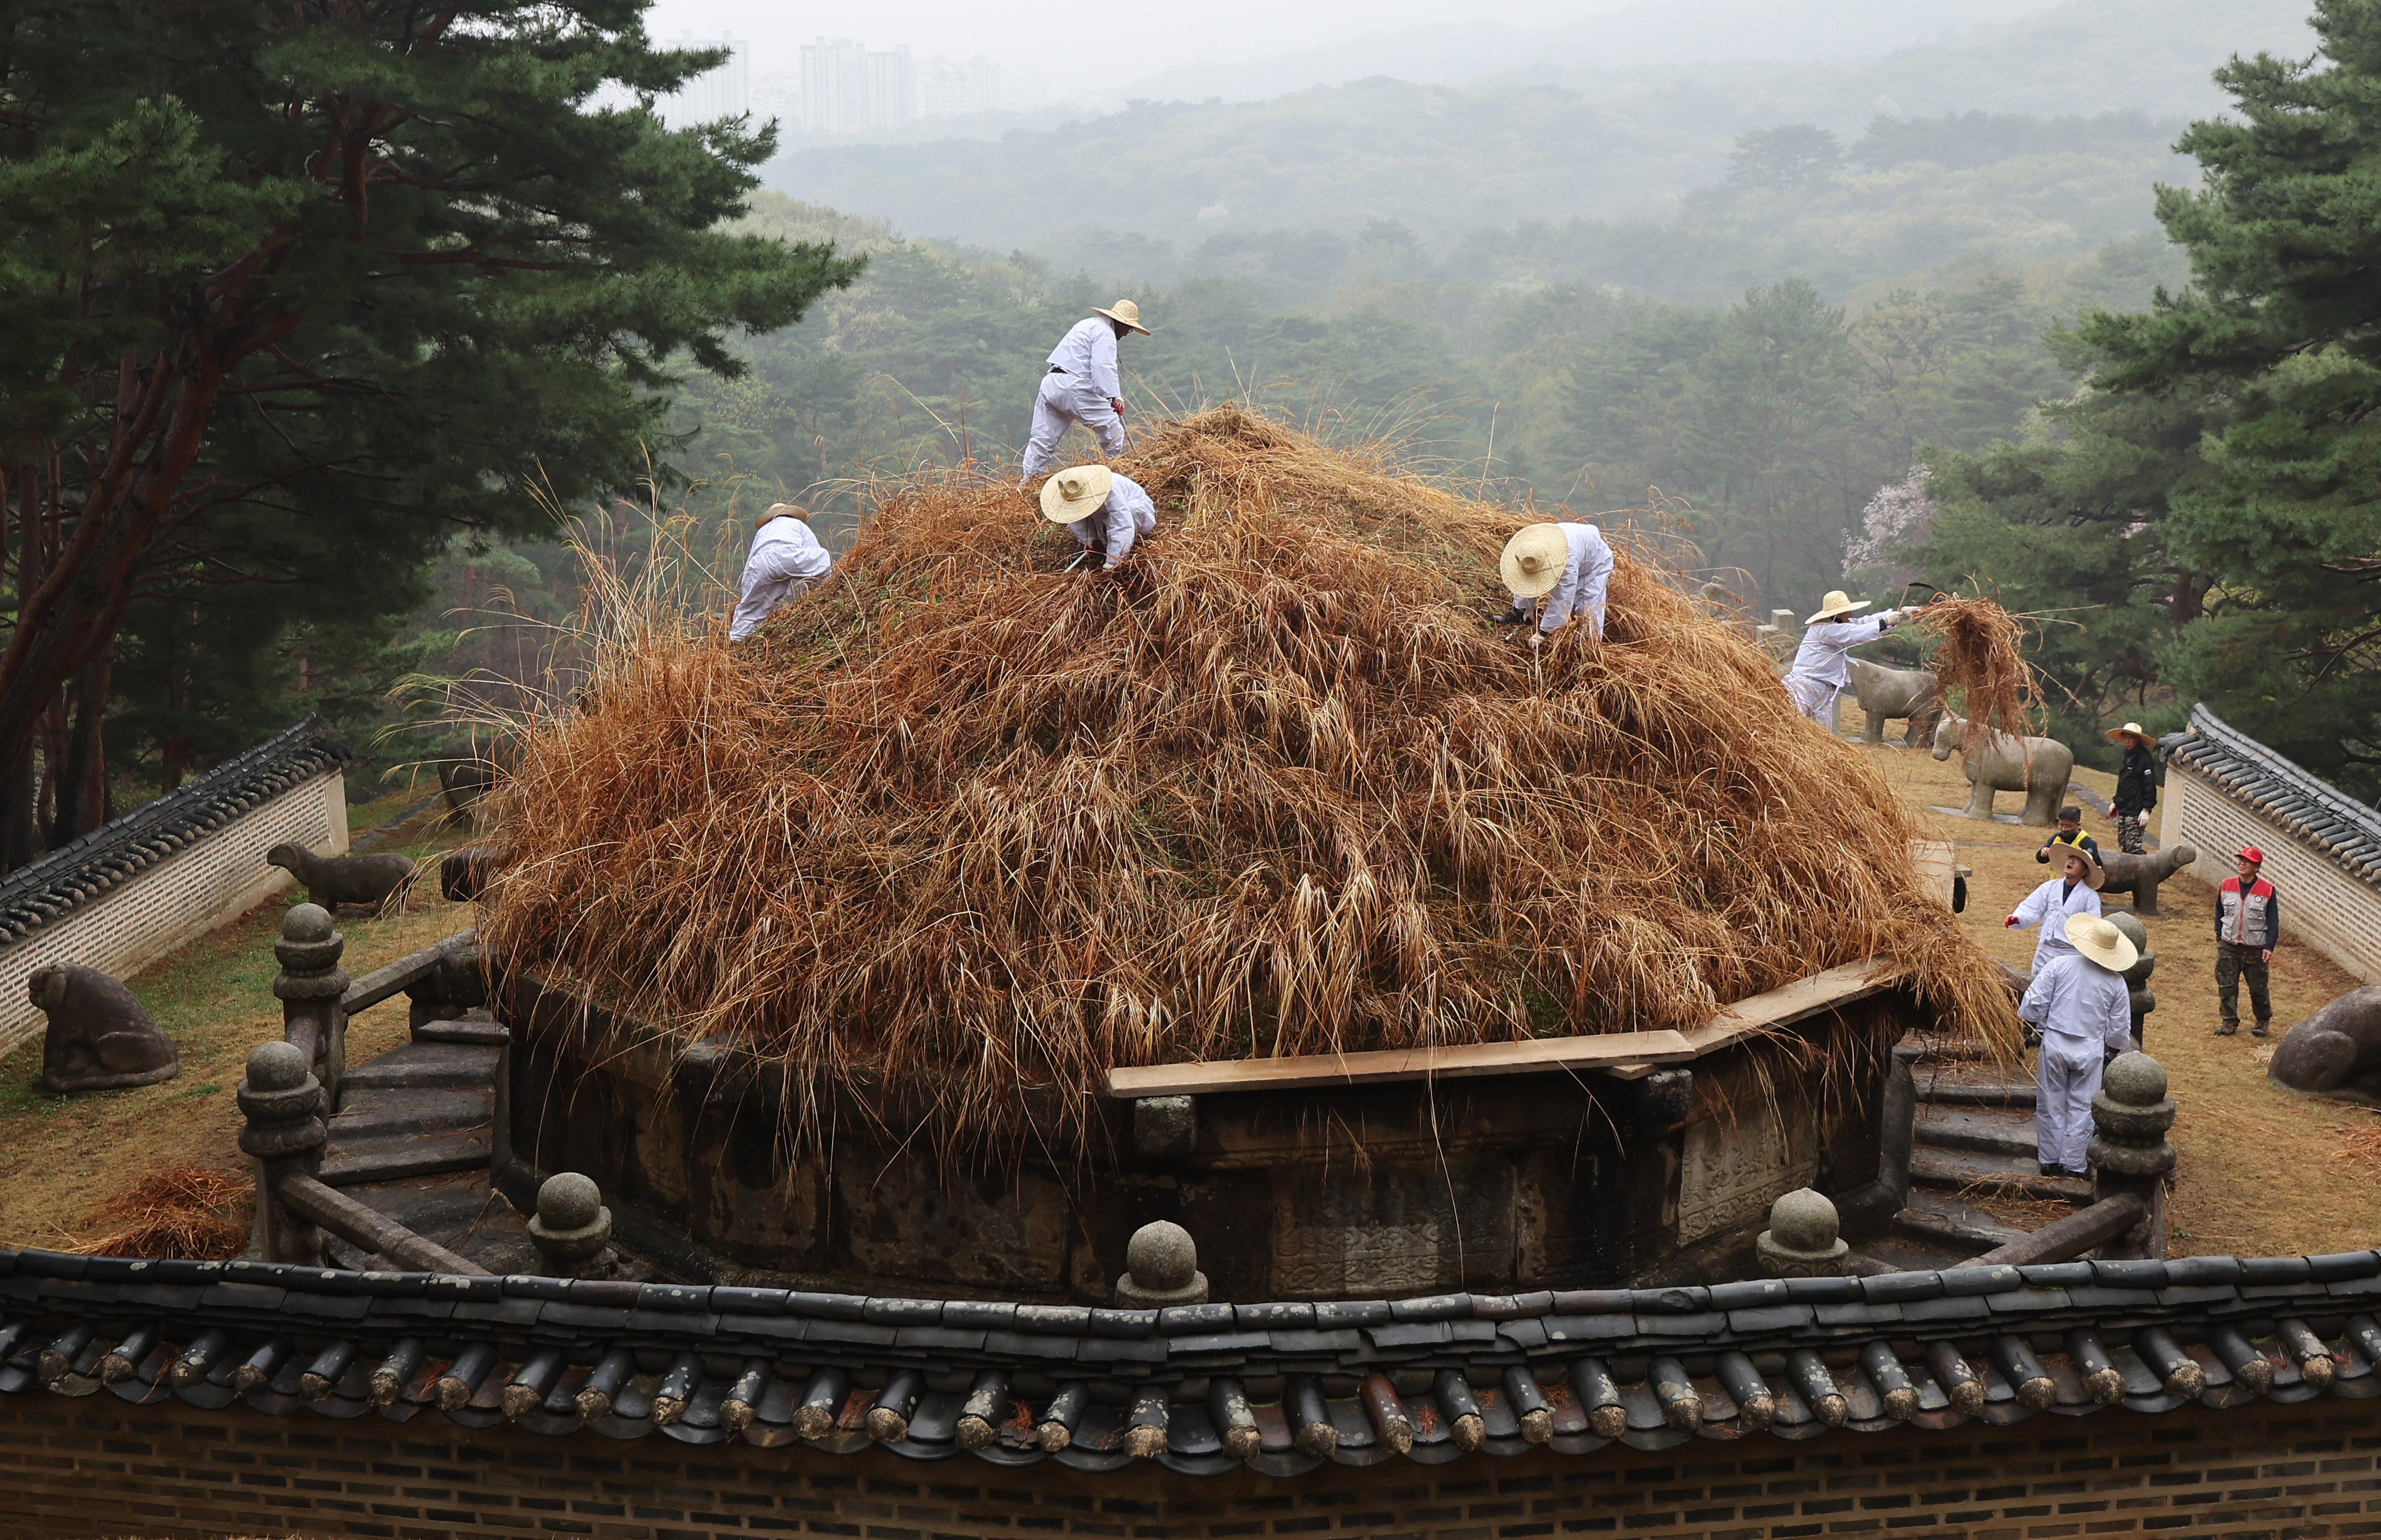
[1104,1029,1698,1098]
[1596,957,1894,1080]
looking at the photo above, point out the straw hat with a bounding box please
[756,502,809,529]
[2064,913,2138,972]
[2105,721,2151,745]
[1501,524,1571,597]
[1094,299,1151,335]
[1805,590,1871,624]
[2045,841,2106,889]
[1040,464,1114,524]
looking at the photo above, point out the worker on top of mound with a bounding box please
[729,503,832,642]
[1042,463,1156,572]
[1494,522,1613,640]
[1021,300,1150,481]
[1782,590,1905,722]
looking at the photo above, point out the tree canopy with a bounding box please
[0,0,862,862]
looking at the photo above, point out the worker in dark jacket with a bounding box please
[2214,845,2281,1036]
[2106,722,2158,854]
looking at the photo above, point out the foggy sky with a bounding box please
[637,0,1633,80]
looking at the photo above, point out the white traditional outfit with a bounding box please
[1041,464,1157,570]
[2008,868,2104,976]
[1500,523,1614,639]
[1784,591,1903,721]
[729,511,832,641]
[1021,302,1148,480]
[2017,918,2137,1175]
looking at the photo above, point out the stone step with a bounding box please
[1910,1145,2089,1204]
[341,1038,501,1092]
[416,1018,510,1047]
[1912,1072,2036,1109]
[329,1085,493,1141]
[319,1124,492,1186]
[1891,1189,2024,1255]
[1912,1103,2037,1159]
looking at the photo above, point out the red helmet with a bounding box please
[2237,845,2265,865]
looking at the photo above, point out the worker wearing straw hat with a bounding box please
[2005,841,2104,978]
[2107,721,2158,855]
[729,504,832,642]
[1495,523,1614,640]
[2017,913,2137,1179]
[1021,301,1150,481]
[1781,591,1905,723]
[1042,463,1156,572]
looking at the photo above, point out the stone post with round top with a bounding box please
[2089,1051,2175,1259]
[274,904,350,1115]
[527,1172,616,1278]
[239,1039,328,1264]
[1755,1188,1849,1277]
[2105,912,2157,1049]
[1114,1220,1209,1307]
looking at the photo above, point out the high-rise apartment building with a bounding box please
[799,37,926,135]
[665,33,748,124]
[862,46,915,131]
[916,55,1000,119]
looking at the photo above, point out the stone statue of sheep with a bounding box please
[265,842,417,914]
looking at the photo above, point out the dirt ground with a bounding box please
[1848,706,2381,1258]
[2,733,2376,1264]
[0,794,476,1252]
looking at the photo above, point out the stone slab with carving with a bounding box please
[266,842,417,912]
[2268,985,2381,1108]
[28,963,179,1094]
[1930,715,2076,826]
[1847,658,1942,748]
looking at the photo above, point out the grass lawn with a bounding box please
[3,734,2375,1264]
[1852,711,2381,1259]
[0,794,477,1252]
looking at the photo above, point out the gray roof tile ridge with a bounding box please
[2165,704,2381,882]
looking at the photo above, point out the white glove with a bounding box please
[1879,608,1904,624]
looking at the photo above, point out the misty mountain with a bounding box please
[766,0,2302,257]
[1117,0,2058,104]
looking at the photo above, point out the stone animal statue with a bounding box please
[28,964,179,1094]
[266,842,417,913]
[1930,714,2076,826]
[2269,985,2381,1107]
[2094,842,2198,918]
[1847,657,1942,747]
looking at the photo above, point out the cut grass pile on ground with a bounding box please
[480,405,2021,1168]
[69,1164,248,1260]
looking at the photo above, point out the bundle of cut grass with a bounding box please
[70,1165,247,1260]
[1911,594,2035,743]
[479,405,2020,1164]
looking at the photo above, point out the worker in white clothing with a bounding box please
[1041,463,1157,571]
[1495,523,1615,640]
[2017,914,2137,1178]
[2005,842,2105,976]
[729,504,832,641]
[1783,590,1905,721]
[1021,300,1150,481]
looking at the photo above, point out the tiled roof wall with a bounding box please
[4,1248,2376,1478]
[0,718,350,947]
[2161,705,2381,888]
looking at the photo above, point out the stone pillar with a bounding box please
[1114,1221,1209,1308]
[407,931,488,1034]
[527,1172,616,1278]
[2106,913,2156,1050]
[239,1040,327,1264]
[274,904,349,1114]
[1756,1188,1849,1277]
[2088,1051,2175,1260]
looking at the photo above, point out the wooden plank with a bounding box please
[1599,957,1893,1080]
[1103,1029,1697,1100]
[278,1172,491,1275]
[341,941,446,1015]
[1956,1193,2144,1270]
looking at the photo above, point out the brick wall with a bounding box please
[0,772,348,1060]
[2165,766,2381,983]
[3,1393,2376,1540]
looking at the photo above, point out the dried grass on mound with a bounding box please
[70,1165,247,1260]
[1911,594,2035,743]
[479,405,2020,1164]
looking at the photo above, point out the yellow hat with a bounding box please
[1093,299,1151,335]
[2106,721,2151,745]
[1039,464,1114,524]
[1805,590,1871,624]
[1500,524,1571,598]
[2064,913,2137,971]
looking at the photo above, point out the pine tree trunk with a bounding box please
[53,644,114,845]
